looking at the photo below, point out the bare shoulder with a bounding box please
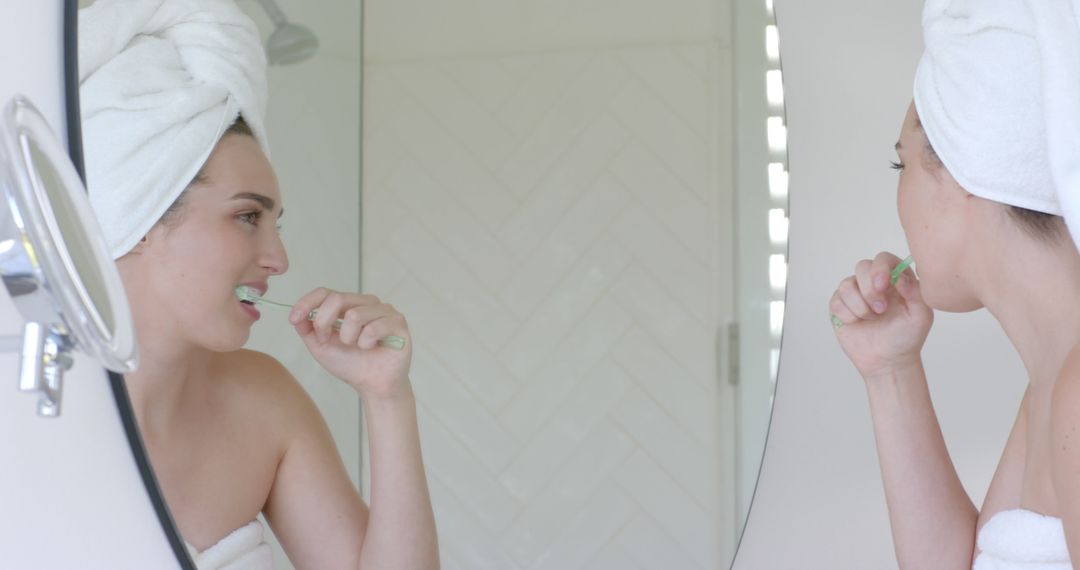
[211,349,326,444]
[214,349,296,401]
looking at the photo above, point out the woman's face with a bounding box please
[895,101,983,312]
[121,133,289,351]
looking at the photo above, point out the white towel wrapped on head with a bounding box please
[78,0,270,259]
[914,0,1080,248]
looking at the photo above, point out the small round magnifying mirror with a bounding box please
[0,96,136,417]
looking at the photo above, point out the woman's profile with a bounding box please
[829,0,1080,568]
[78,1,439,568]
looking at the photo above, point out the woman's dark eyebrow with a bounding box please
[231,192,284,218]
[895,141,903,151]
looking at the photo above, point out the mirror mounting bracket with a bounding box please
[1,322,75,417]
[0,96,137,419]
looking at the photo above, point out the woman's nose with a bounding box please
[262,234,289,275]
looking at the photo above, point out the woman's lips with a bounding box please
[239,299,261,320]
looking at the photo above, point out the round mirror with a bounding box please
[66,0,789,566]
[0,96,136,373]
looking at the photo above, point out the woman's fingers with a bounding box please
[849,252,908,314]
[851,253,896,314]
[289,287,332,326]
[829,290,858,326]
[313,292,349,342]
[292,289,382,342]
[291,288,407,349]
[837,274,877,321]
[357,313,408,350]
[851,259,883,315]
[894,270,925,306]
[873,251,904,287]
[828,252,926,333]
[337,304,398,346]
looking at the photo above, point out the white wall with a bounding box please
[362,0,737,568]
[733,1,1027,567]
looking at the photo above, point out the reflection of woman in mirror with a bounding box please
[79,1,438,568]
[828,1,1080,568]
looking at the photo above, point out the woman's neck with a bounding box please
[978,237,1080,390]
[116,259,216,437]
[123,313,214,440]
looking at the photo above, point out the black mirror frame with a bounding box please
[62,2,195,568]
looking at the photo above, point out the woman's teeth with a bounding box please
[235,285,261,304]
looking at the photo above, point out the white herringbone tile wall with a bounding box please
[362,30,733,570]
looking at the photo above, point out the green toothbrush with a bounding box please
[890,255,915,286]
[235,286,406,350]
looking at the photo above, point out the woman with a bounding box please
[829,1,1080,568]
[79,1,438,568]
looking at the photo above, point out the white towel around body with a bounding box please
[973,509,1071,570]
[185,519,274,570]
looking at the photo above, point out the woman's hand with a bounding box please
[829,251,934,379]
[289,288,412,399]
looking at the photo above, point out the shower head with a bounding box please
[266,22,319,65]
[253,0,319,65]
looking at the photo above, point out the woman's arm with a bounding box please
[262,369,370,569]
[830,252,973,568]
[266,288,438,569]
[864,359,978,569]
[261,370,437,570]
[358,386,438,569]
[1051,345,1080,563]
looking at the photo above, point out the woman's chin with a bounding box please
[923,288,983,313]
[201,329,252,353]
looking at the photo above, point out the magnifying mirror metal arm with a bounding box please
[9,321,73,416]
[0,96,137,419]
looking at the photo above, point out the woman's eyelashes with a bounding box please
[237,210,285,234]
[889,160,905,172]
[237,209,264,226]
